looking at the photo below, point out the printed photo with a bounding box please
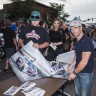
[20,82,36,89]
[16,56,37,77]
[3,86,20,96]
[49,61,70,79]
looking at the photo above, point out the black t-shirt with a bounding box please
[19,24,50,53]
[49,29,65,49]
[62,28,69,36]
[3,27,16,48]
[74,35,94,73]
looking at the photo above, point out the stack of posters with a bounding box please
[3,82,45,96]
[10,41,75,82]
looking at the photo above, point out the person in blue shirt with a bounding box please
[66,19,94,96]
[11,20,17,31]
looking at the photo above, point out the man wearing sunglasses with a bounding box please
[18,11,50,55]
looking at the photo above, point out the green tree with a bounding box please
[7,0,35,21]
[49,2,69,22]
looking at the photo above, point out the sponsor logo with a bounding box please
[26,30,40,40]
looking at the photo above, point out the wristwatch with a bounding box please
[73,70,77,75]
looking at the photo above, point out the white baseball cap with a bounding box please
[70,19,82,27]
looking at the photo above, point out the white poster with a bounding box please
[10,41,75,82]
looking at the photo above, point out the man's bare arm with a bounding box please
[18,38,24,48]
[74,52,91,74]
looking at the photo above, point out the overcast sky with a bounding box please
[0,0,96,21]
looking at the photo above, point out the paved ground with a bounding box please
[0,53,96,96]
[0,58,15,82]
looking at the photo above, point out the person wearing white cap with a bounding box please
[66,19,94,96]
[18,11,50,55]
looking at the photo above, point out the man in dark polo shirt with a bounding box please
[66,18,94,96]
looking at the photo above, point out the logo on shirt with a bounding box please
[26,30,40,40]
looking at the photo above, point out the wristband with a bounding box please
[73,71,77,75]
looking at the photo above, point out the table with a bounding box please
[0,76,67,96]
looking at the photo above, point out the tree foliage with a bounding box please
[49,2,69,22]
[7,0,35,21]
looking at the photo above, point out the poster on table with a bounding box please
[10,41,75,82]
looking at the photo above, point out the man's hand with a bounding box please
[33,43,39,49]
[66,65,73,73]
[16,46,18,51]
[68,73,76,81]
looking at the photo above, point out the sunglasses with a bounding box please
[31,15,40,19]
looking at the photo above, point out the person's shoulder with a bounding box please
[5,27,14,32]
[21,24,32,31]
[83,35,93,46]
[11,24,17,30]
[49,29,54,32]
[38,26,47,33]
[84,35,92,43]
[38,26,45,30]
[11,24,16,28]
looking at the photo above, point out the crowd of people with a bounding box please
[0,10,96,96]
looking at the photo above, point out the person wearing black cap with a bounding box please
[18,11,50,55]
[66,19,94,96]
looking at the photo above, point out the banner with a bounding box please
[10,41,75,82]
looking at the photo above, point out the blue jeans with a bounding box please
[74,73,93,96]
